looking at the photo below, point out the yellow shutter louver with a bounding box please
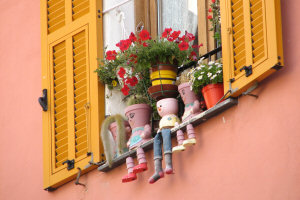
[41,0,105,190]
[221,0,284,97]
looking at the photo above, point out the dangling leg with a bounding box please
[133,147,148,173]
[183,124,196,147]
[149,132,164,184]
[162,129,173,174]
[122,157,137,183]
[172,129,186,153]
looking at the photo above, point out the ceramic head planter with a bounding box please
[122,103,152,183]
[149,98,180,184]
[172,82,202,153]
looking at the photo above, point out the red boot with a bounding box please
[122,157,137,183]
[122,173,137,183]
[133,163,148,173]
[133,148,148,173]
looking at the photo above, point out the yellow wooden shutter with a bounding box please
[221,0,284,97]
[41,0,105,190]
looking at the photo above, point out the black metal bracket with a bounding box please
[38,89,48,111]
[75,168,86,187]
[242,82,259,98]
[62,159,75,170]
[272,64,283,71]
[240,65,253,77]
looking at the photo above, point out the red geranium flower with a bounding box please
[212,0,215,3]
[129,32,137,42]
[208,8,212,12]
[139,30,150,41]
[189,51,197,61]
[142,42,149,47]
[118,67,126,78]
[185,31,195,42]
[192,43,204,49]
[162,28,172,38]
[106,50,117,60]
[167,37,174,42]
[116,39,131,51]
[170,31,181,40]
[207,15,213,20]
[178,41,189,51]
[121,84,130,96]
[126,76,138,87]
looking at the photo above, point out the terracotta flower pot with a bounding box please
[201,83,224,109]
[150,64,178,86]
[148,84,178,101]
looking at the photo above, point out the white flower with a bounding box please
[198,57,205,64]
[207,72,212,77]
[200,64,206,68]
[211,74,217,80]
[208,66,212,70]
[196,66,201,70]
[216,70,222,74]
[208,61,215,65]
[200,71,204,74]
[198,75,203,80]
[217,64,222,68]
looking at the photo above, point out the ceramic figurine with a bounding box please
[122,103,152,183]
[172,82,202,153]
[149,98,180,184]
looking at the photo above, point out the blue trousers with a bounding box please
[153,129,172,160]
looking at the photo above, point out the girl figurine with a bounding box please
[122,103,152,183]
[172,82,202,153]
[149,98,180,184]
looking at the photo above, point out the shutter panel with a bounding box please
[52,41,68,169]
[221,0,284,97]
[72,30,89,159]
[41,0,104,190]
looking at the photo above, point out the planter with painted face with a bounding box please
[149,98,180,184]
[172,82,201,153]
[122,103,152,183]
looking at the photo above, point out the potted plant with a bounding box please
[134,28,199,86]
[190,58,224,109]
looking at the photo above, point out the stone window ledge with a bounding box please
[98,98,238,172]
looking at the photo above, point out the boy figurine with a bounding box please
[149,98,180,184]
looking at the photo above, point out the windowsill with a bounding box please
[98,98,238,172]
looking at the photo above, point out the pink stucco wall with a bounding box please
[0,0,300,199]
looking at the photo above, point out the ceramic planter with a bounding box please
[178,82,202,121]
[150,64,178,86]
[124,104,152,130]
[147,84,178,101]
[201,83,224,109]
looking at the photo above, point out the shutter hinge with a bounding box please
[240,65,253,77]
[38,89,48,111]
[62,159,75,170]
[272,63,283,71]
[97,10,101,18]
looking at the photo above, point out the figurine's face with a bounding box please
[157,98,178,117]
[125,104,151,129]
[179,84,198,105]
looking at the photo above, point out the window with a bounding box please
[41,0,105,190]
